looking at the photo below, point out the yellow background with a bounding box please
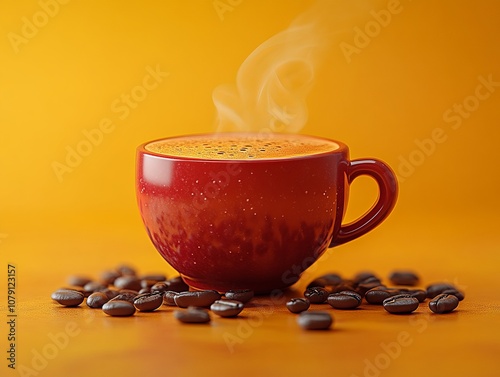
[1,1,500,376]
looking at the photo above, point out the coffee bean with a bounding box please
[140,280,157,290]
[307,279,327,289]
[67,275,92,287]
[174,290,221,308]
[140,273,167,282]
[174,307,211,323]
[102,300,136,317]
[286,298,310,314]
[383,294,419,314]
[51,289,85,307]
[426,283,456,298]
[110,291,138,304]
[330,282,358,294]
[119,289,140,295]
[86,292,110,308]
[113,276,142,291]
[100,270,121,286]
[441,288,465,301]
[399,289,427,303]
[139,288,151,294]
[307,273,343,288]
[166,276,190,292]
[317,273,343,286]
[429,293,459,314]
[116,264,137,276]
[327,291,362,310]
[297,311,333,330]
[163,291,179,306]
[389,270,420,286]
[354,271,381,284]
[365,287,400,304]
[150,282,169,294]
[133,293,163,312]
[83,281,108,295]
[224,289,254,303]
[210,300,244,317]
[60,286,86,296]
[355,276,383,296]
[304,287,329,304]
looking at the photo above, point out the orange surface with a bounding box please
[1,1,500,376]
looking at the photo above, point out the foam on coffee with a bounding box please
[145,134,339,160]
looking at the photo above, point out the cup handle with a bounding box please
[330,158,398,247]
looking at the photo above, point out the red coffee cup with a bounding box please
[136,133,398,293]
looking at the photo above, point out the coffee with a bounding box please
[145,133,339,160]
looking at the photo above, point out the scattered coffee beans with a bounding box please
[51,289,85,307]
[286,298,310,314]
[382,294,420,314]
[133,293,164,312]
[102,300,136,317]
[297,311,333,330]
[304,287,329,304]
[429,293,459,314]
[327,291,362,310]
[224,289,254,303]
[389,270,420,286]
[174,290,221,308]
[86,292,110,308]
[210,300,244,317]
[174,307,211,324]
[52,264,466,335]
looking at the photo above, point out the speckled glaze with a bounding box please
[136,134,397,293]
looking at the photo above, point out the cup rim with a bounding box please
[137,132,348,162]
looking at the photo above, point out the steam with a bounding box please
[212,0,369,133]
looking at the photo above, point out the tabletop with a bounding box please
[2,213,499,377]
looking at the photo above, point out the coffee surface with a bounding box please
[145,133,339,160]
